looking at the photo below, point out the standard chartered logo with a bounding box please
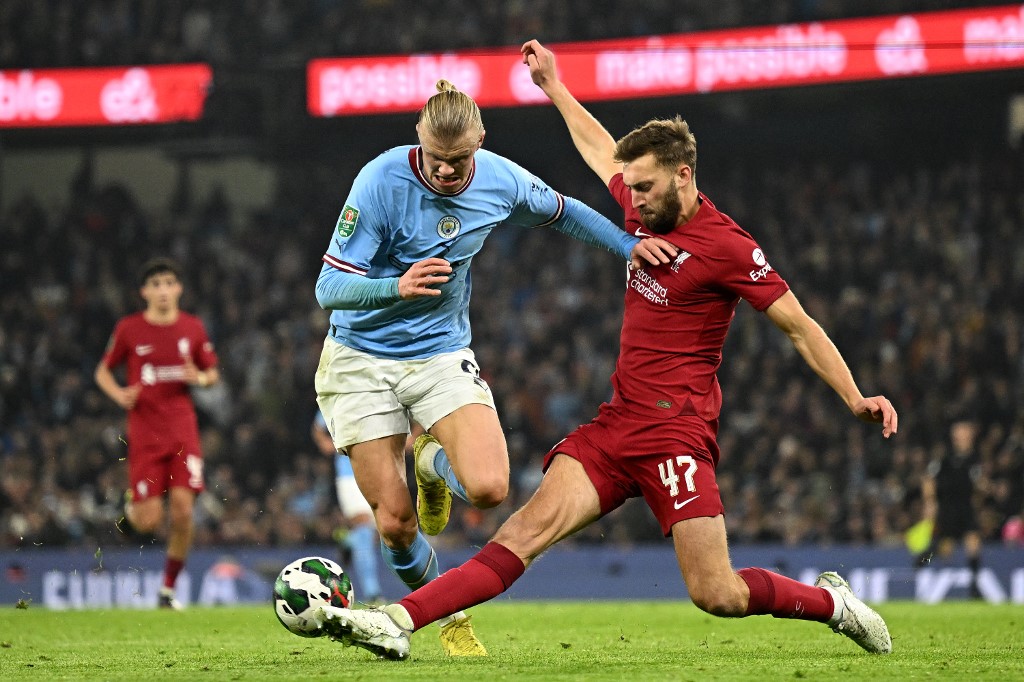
[629,268,669,306]
[141,362,188,385]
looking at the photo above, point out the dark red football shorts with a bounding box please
[127,425,204,501]
[543,403,724,536]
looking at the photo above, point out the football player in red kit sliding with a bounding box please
[95,257,219,609]
[319,41,897,659]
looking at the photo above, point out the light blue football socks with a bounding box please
[433,447,469,503]
[348,523,382,600]
[381,531,439,591]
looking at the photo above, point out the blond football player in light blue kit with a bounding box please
[314,79,674,655]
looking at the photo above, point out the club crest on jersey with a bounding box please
[670,250,692,273]
[336,205,359,237]
[437,215,461,238]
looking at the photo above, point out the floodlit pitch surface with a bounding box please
[1,601,1021,680]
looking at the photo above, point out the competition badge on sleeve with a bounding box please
[336,206,359,237]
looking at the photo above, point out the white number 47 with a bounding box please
[659,455,697,497]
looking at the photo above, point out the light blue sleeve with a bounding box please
[551,197,640,261]
[322,160,390,273]
[499,158,639,260]
[500,159,566,227]
[316,263,401,310]
[317,155,402,309]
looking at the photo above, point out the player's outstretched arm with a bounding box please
[521,39,620,186]
[765,291,898,438]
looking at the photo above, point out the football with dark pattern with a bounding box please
[273,556,355,637]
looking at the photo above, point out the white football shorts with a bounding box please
[315,337,495,451]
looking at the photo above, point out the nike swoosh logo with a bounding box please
[634,228,653,238]
[674,494,700,510]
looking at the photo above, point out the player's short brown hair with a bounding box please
[418,79,484,145]
[614,116,697,173]
[137,257,182,286]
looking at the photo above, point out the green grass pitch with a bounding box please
[1,601,1022,680]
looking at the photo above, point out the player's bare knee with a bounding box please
[689,585,746,618]
[466,478,508,509]
[376,512,418,546]
[131,511,162,533]
[691,594,744,618]
[168,506,192,528]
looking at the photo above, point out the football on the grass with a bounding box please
[273,556,354,637]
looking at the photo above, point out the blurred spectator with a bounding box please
[918,419,984,598]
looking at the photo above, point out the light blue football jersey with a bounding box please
[321,145,566,360]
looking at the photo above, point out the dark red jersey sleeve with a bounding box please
[711,228,789,311]
[101,319,130,369]
[190,318,218,371]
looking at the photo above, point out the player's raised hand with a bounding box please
[630,237,678,270]
[521,39,557,90]
[851,395,898,438]
[398,258,452,299]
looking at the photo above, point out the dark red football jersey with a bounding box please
[101,312,218,445]
[608,173,789,420]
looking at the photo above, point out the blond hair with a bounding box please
[614,116,697,173]
[418,80,484,145]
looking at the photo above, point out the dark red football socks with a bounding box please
[398,542,526,631]
[164,557,185,590]
[738,567,834,621]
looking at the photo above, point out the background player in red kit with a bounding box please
[95,257,220,609]
[320,41,899,659]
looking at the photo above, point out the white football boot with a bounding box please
[319,604,411,660]
[815,571,892,654]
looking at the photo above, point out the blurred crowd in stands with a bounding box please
[0,0,1004,69]
[2,145,1022,552]
[1,0,1022,556]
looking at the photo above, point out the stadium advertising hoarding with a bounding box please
[309,4,1024,116]
[0,63,212,128]
[2,545,1023,609]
